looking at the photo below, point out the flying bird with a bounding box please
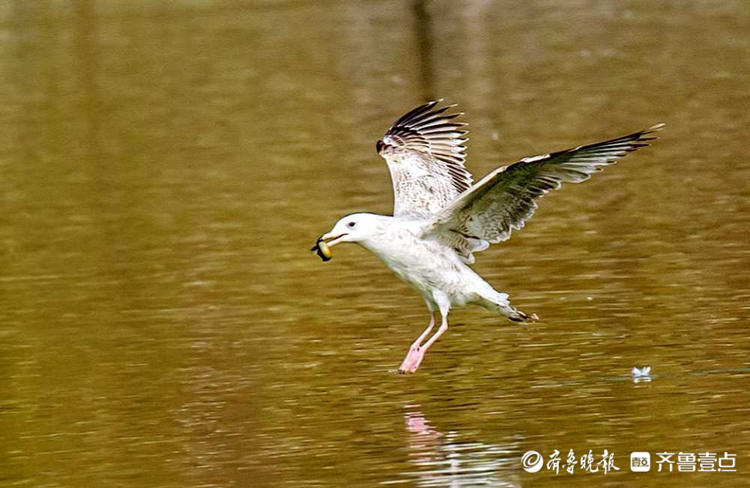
[313,100,662,373]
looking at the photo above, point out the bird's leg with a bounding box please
[412,313,436,349]
[398,312,435,374]
[398,293,450,374]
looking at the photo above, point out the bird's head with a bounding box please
[312,213,380,261]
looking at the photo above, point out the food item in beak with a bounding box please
[311,239,332,261]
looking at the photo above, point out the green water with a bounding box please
[1,1,748,487]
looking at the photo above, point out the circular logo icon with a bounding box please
[521,450,544,473]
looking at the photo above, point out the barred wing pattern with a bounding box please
[377,100,473,218]
[428,124,664,261]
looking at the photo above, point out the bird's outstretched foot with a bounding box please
[398,345,426,374]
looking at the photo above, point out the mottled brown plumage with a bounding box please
[377,100,472,217]
[428,123,664,258]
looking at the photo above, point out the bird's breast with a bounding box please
[365,228,465,292]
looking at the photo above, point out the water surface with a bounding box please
[1,1,748,487]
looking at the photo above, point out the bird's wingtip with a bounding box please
[428,98,462,110]
[648,122,666,132]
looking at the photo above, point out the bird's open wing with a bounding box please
[377,100,473,218]
[425,124,664,263]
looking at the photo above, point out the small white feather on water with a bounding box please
[632,366,652,383]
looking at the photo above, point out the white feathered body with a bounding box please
[359,215,510,311]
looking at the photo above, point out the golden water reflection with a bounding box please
[0,1,747,487]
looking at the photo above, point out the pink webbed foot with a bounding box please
[398,344,426,374]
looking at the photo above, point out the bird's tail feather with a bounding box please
[479,290,538,323]
[508,309,539,323]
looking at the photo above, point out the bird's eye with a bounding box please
[347,221,356,228]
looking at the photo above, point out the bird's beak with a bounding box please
[311,231,348,262]
[320,232,347,248]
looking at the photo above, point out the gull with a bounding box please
[313,100,662,373]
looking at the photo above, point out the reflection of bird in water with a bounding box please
[402,404,520,487]
[314,100,662,373]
